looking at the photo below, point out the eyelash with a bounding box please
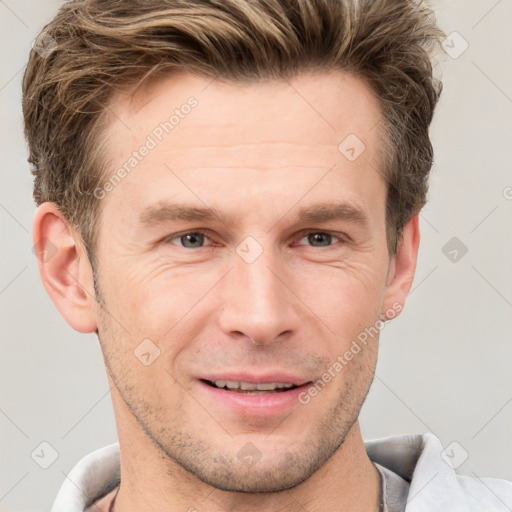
[164,230,347,249]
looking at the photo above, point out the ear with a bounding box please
[33,202,98,333]
[381,214,420,319]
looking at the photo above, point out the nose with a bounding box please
[217,245,299,346]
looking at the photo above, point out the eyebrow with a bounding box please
[139,202,236,227]
[295,203,369,226]
[139,201,369,229]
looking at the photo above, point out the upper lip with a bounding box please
[199,372,311,387]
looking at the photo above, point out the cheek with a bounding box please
[289,256,389,334]
[100,260,222,356]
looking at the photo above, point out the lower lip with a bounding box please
[196,380,312,417]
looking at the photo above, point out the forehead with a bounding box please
[99,70,385,224]
[104,69,382,156]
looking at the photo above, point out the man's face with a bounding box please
[94,71,396,492]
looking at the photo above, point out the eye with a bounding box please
[167,231,212,249]
[296,232,342,247]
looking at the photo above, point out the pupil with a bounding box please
[309,233,331,246]
[182,233,204,248]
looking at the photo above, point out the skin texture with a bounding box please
[33,70,419,512]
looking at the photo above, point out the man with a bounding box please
[23,0,511,511]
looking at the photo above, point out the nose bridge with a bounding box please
[217,242,296,345]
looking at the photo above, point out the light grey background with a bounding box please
[1,1,511,511]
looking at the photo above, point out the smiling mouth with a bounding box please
[201,379,300,394]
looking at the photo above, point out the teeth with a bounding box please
[213,380,295,391]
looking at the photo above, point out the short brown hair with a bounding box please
[23,0,443,264]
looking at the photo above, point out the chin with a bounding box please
[193,458,319,493]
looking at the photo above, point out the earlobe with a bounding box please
[381,214,420,319]
[33,202,98,333]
